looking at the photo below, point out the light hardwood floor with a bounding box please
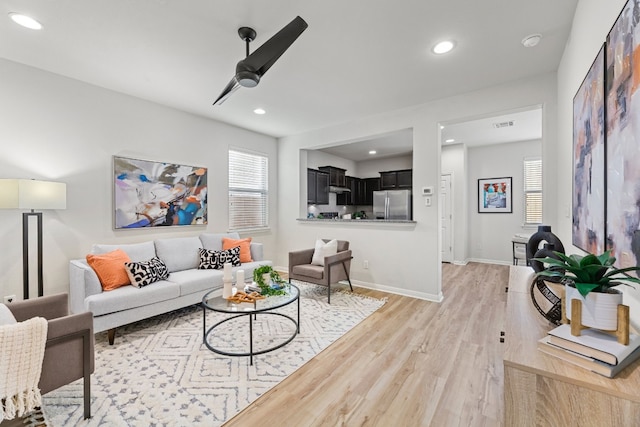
[225,262,509,427]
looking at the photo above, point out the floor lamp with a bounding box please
[0,179,67,299]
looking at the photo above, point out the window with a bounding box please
[228,149,268,230]
[523,158,542,225]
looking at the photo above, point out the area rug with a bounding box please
[42,282,385,426]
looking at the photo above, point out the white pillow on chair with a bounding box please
[0,304,16,325]
[311,239,338,266]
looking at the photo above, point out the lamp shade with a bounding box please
[0,179,66,210]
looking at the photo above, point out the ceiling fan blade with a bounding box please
[243,16,308,77]
[213,77,240,105]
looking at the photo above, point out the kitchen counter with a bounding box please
[297,218,416,224]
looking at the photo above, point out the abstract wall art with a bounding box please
[478,177,512,213]
[606,0,640,270]
[572,44,605,254]
[113,156,207,229]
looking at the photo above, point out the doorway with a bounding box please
[439,105,543,264]
[440,174,453,263]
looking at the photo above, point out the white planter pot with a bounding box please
[263,273,271,285]
[565,284,623,330]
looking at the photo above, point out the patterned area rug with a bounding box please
[42,282,385,426]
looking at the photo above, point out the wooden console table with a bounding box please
[504,266,640,426]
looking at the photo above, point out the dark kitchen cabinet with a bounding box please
[318,166,346,187]
[337,176,359,205]
[380,172,397,189]
[355,178,367,204]
[316,172,329,204]
[397,170,412,188]
[307,169,329,204]
[362,177,380,205]
[380,169,412,190]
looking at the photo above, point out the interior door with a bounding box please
[441,174,453,263]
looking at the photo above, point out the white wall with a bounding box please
[277,72,558,301]
[467,140,542,264]
[0,59,278,300]
[556,0,640,326]
[356,155,413,178]
[306,150,356,174]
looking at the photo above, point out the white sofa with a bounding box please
[69,232,271,344]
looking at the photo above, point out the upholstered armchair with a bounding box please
[7,293,94,419]
[288,239,353,303]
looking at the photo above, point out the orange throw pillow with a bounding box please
[222,237,253,263]
[86,249,132,291]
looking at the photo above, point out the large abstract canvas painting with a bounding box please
[606,0,640,270]
[113,156,207,229]
[572,44,605,254]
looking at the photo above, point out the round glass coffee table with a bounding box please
[202,283,300,365]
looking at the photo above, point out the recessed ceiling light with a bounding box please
[253,108,266,115]
[445,139,455,143]
[369,150,377,155]
[9,13,42,30]
[432,40,455,54]
[521,34,542,48]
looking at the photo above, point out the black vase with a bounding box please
[526,225,565,273]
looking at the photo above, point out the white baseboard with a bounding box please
[466,258,512,266]
[350,279,443,303]
[281,265,444,302]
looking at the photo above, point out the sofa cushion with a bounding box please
[199,232,240,251]
[311,239,338,266]
[292,264,324,280]
[198,247,241,269]
[222,237,252,263]
[168,269,224,296]
[86,249,132,291]
[124,257,170,288]
[85,280,180,316]
[92,241,156,263]
[155,236,201,273]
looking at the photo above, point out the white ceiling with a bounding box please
[442,107,543,147]
[319,129,414,162]
[318,107,542,162]
[0,1,577,138]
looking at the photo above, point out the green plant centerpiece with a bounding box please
[534,250,640,297]
[252,265,288,296]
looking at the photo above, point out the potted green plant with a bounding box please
[534,250,640,330]
[252,265,287,296]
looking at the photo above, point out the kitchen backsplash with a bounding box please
[308,192,373,219]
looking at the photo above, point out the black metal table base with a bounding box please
[203,302,300,365]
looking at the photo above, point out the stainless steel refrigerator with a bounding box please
[373,190,412,220]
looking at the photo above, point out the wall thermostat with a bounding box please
[422,186,434,196]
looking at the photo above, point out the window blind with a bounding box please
[524,158,542,225]
[228,149,268,230]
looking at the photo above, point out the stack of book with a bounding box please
[538,324,640,378]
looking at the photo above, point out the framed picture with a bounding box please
[478,177,512,213]
[606,0,640,269]
[572,44,605,254]
[113,156,208,229]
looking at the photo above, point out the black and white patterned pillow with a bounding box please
[198,246,241,269]
[124,257,169,288]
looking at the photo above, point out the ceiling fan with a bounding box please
[213,16,308,106]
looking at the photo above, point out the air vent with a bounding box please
[493,120,515,129]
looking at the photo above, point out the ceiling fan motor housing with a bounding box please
[235,61,260,87]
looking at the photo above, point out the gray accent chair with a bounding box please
[288,239,353,303]
[7,293,94,420]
